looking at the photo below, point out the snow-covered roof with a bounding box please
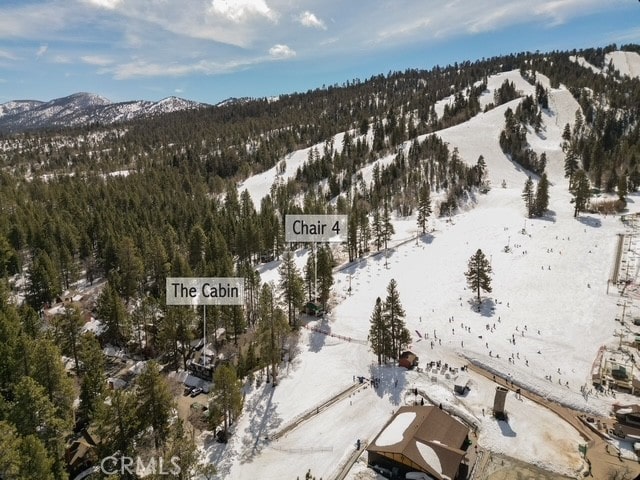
[368,406,468,480]
[375,411,416,447]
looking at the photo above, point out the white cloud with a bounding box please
[0,3,72,39]
[209,0,277,23]
[0,49,17,61]
[81,55,113,66]
[174,88,184,94]
[299,11,326,30]
[84,0,123,9]
[52,55,72,64]
[111,57,259,79]
[269,44,295,59]
[35,44,48,58]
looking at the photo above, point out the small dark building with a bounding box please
[303,301,324,317]
[399,351,419,370]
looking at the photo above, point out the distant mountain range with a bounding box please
[0,92,211,133]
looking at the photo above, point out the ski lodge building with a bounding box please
[367,405,469,480]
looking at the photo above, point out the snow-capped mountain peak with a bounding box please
[0,93,209,133]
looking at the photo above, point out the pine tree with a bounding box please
[522,177,535,217]
[381,200,395,250]
[210,364,243,435]
[136,361,175,450]
[31,338,75,427]
[316,246,334,310]
[258,283,290,385]
[383,279,410,361]
[570,169,591,217]
[347,211,358,262]
[465,249,493,305]
[564,147,580,188]
[94,388,141,460]
[303,248,316,302]
[368,297,387,365]
[78,333,105,424]
[96,280,130,346]
[26,250,61,310]
[115,237,144,301]
[416,183,432,235]
[534,173,550,217]
[562,123,571,144]
[278,250,305,326]
[618,174,628,203]
[371,208,383,251]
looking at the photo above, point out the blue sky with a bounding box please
[0,0,638,104]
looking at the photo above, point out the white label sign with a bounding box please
[166,277,244,305]
[285,214,347,243]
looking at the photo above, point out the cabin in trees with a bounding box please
[65,427,99,479]
[367,405,470,480]
[399,351,419,370]
[302,301,324,317]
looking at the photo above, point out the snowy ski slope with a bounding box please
[205,59,639,480]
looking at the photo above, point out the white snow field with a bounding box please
[202,60,639,479]
[606,51,640,79]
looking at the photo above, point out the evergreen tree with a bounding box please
[52,305,84,371]
[303,248,316,302]
[562,123,571,146]
[316,246,334,311]
[618,174,628,203]
[258,283,290,385]
[346,214,358,262]
[465,249,493,305]
[78,333,105,424]
[26,250,61,310]
[570,170,591,217]
[278,250,305,327]
[30,338,75,428]
[564,147,580,187]
[383,279,410,361]
[534,173,550,217]
[136,361,174,450]
[209,364,243,435]
[19,434,55,480]
[381,200,395,250]
[188,225,207,275]
[96,280,130,346]
[115,237,144,301]
[0,421,54,480]
[522,176,535,217]
[416,183,432,235]
[371,208,383,252]
[94,388,141,461]
[368,297,387,365]
[0,421,22,479]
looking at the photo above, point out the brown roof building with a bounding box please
[367,405,469,480]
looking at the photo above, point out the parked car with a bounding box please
[190,387,203,397]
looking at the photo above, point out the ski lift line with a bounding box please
[334,231,429,274]
[302,323,367,345]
